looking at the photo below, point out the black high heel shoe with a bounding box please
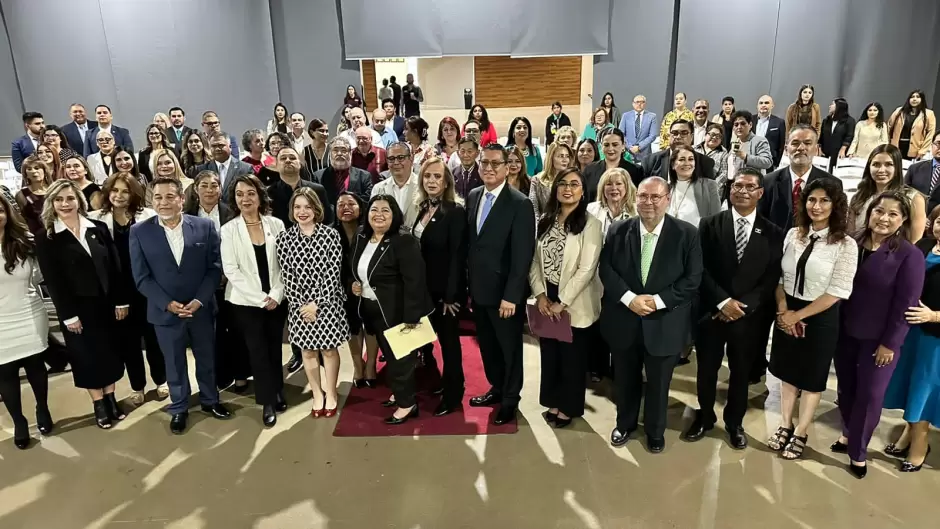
[363,379,377,389]
[104,393,126,421]
[885,442,910,458]
[385,405,418,425]
[900,445,932,472]
[13,419,31,449]
[36,406,54,436]
[848,462,867,479]
[93,400,112,429]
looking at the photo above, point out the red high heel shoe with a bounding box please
[311,408,325,418]
[323,407,337,418]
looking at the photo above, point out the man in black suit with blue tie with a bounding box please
[466,144,535,425]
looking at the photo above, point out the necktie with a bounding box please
[930,164,940,195]
[735,218,748,262]
[634,112,642,138]
[640,232,655,285]
[477,192,494,233]
[793,234,820,296]
[176,128,182,142]
[792,177,803,219]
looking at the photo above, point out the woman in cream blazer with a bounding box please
[889,105,937,160]
[528,168,603,428]
[220,174,287,427]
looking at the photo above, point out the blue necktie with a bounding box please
[477,192,494,233]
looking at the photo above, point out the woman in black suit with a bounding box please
[35,180,128,429]
[412,157,468,417]
[138,124,173,184]
[351,195,432,424]
[820,98,856,173]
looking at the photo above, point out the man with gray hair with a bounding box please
[344,107,383,148]
[599,176,703,453]
[372,108,398,149]
[351,126,388,184]
[373,142,420,227]
[313,135,373,209]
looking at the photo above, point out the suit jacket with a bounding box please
[314,166,374,210]
[373,171,420,228]
[757,166,842,231]
[390,116,406,140]
[528,215,603,328]
[413,201,468,304]
[83,125,134,157]
[61,120,97,158]
[11,135,36,172]
[840,240,924,352]
[182,201,236,226]
[619,110,658,159]
[194,157,254,202]
[642,148,716,181]
[697,210,783,321]
[167,126,193,145]
[685,178,722,219]
[730,133,774,174]
[904,159,940,214]
[583,159,644,201]
[466,185,536,307]
[350,231,432,327]
[129,214,222,326]
[87,152,112,185]
[819,115,857,159]
[752,114,786,169]
[598,215,703,356]
[220,215,286,307]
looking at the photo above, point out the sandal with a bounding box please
[768,426,794,451]
[93,400,112,430]
[782,434,809,460]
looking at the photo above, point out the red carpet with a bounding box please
[333,336,518,437]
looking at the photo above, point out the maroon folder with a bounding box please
[526,303,573,343]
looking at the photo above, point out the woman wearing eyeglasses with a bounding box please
[180,130,211,178]
[138,124,173,184]
[695,123,730,193]
[88,129,117,185]
[42,125,78,162]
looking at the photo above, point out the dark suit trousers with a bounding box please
[539,328,588,417]
[420,301,463,404]
[215,291,251,387]
[120,292,166,391]
[154,312,219,414]
[834,335,898,462]
[696,316,761,428]
[361,299,417,408]
[612,335,678,438]
[474,306,525,407]
[232,304,287,405]
[749,307,774,380]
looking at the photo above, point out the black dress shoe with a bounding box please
[682,414,713,442]
[286,354,303,374]
[170,413,188,435]
[363,379,377,389]
[431,386,444,396]
[648,436,666,453]
[676,357,691,366]
[610,428,633,447]
[469,391,501,407]
[381,399,397,408]
[36,407,54,436]
[726,425,748,449]
[201,403,232,419]
[353,379,366,389]
[262,405,277,428]
[385,405,418,425]
[104,393,126,421]
[274,392,288,413]
[542,410,558,424]
[830,440,849,453]
[13,420,30,449]
[553,416,573,429]
[433,400,459,417]
[848,462,868,479]
[492,406,517,425]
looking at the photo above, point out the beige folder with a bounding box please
[382,316,436,360]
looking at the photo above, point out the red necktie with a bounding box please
[792,178,803,218]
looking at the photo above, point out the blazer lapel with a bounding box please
[720,211,739,270]
[645,218,670,287]
[236,218,259,276]
[367,237,393,280]
[178,217,195,270]
[467,190,481,237]
[738,215,766,268]
[85,226,110,293]
[628,220,642,285]
[477,188,507,238]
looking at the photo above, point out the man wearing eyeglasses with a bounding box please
[620,94,658,162]
[350,126,388,185]
[373,142,420,228]
[684,168,783,450]
[313,136,373,209]
[193,131,253,202]
[641,120,716,181]
[904,131,940,215]
[200,111,239,157]
[599,176,702,453]
[82,105,133,157]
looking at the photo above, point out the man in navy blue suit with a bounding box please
[11,111,44,172]
[130,177,232,435]
[61,104,97,157]
[83,104,134,157]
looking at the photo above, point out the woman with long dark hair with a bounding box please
[889,89,936,160]
[600,92,621,130]
[767,177,857,460]
[848,144,925,240]
[820,98,856,172]
[576,138,599,171]
[530,167,602,427]
[110,146,145,188]
[506,146,531,196]
[666,146,720,227]
[785,84,822,135]
[42,124,78,162]
[180,130,212,178]
[138,124,172,183]
[344,85,364,109]
[505,116,542,176]
[303,118,330,173]
[404,116,432,173]
[267,103,289,136]
[466,104,497,147]
[833,191,924,478]
[848,102,889,160]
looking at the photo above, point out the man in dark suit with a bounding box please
[313,136,374,210]
[61,104,97,159]
[599,176,703,452]
[129,177,232,435]
[200,110,240,157]
[167,106,193,146]
[382,98,405,140]
[642,120,716,180]
[903,131,940,215]
[389,76,402,116]
[466,144,536,425]
[194,131,254,202]
[757,124,843,232]
[11,111,44,172]
[753,95,786,170]
[684,169,784,449]
[83,104,134,157]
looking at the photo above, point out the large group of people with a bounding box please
[1,82,939,480]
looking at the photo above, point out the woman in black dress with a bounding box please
[138,124,173,184]
[62,154,102,210]
[35,179,128,429]
[15,155,54,234]
[411,157,468,417]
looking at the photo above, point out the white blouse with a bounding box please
[586,201,631,239]
[357,241,380,301]
[780,227,858,301]
[668,180,701,227]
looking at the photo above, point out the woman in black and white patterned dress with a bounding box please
[276,187,349,418]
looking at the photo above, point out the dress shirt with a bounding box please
[476,180,506,224]
[77,122,90,144]
[756,116,770,138]
[780,227,858,301]
[620,216,666,311]
[717,208,757,309]
[159,216,185,265]
[693,122,708,147]
[385,174,414,212]
[198,204,221,232]
[290,131,311,152]
[216,159,230,186]
[789,167,811,193]
[98,124,112,137]
[375,126,398,149]
[357,240,380,300]
[29,135,40,150]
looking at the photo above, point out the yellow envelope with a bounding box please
[382,316,436,360]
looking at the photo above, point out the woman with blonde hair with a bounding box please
[529,142,574,219]
[147,149,193,206]
[16,155,55,233]
[554,126,578,149]
[586,167,636,237]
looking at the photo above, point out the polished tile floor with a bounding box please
[1,336,938,529]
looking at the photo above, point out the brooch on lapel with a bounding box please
[90,234,96,239]
[754,228,762,234]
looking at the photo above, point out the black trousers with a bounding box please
[0,354,49,424]
[696,315,762,428]
[231,304,287,405]
[587,321,611,378]
[120,293,166,391]
[361,298,417,408]
[474,305,525,407]
[612,339,678,439]
[749,307,774,380]
[539,327,589,417]
[420,300,464,404]
[215,291,251,388]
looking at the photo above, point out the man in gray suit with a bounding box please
[195,131,253,202]
[729,110,773,175]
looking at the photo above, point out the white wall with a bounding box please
[417,56,474,109]
[372,59,409,108]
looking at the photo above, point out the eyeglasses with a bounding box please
[557,181,581,190]
[96,138,114,144]
[387,155,410,163]
[210,143,228,149]
[480,160,506,169]
[637,193,668,204]
[669,130,691,137]
[731,183,761,194]
[706,132,723,139]
[733,122,749,128]
[355,137,371,143]
[148,132,162,136]
[203,120,220,127]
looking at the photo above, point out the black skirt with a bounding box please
[61,297,125,389]
[769,294,839,392]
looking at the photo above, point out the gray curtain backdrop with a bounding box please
[339,0,442,59]
[509,0,610,57]
[0,4,23,155]
[438,0,512,56]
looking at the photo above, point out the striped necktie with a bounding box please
[735,218,748,262]
[930,163,940,195]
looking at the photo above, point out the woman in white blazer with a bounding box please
[220,174,287,427]
[89,172,166,405]
[87,129,117,185]
[528,167,603,428]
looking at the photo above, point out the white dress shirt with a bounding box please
[357,241,380,300]
[216,159,229,182]
[717,208,757,309]
[198,204,221,232]
[476,180,506,227]
[159,216,186,265]
[780,227,858,301]
[789,167,810,193]
[620,216,666,311]
[693,122,708,147]
[756,116,770,138]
